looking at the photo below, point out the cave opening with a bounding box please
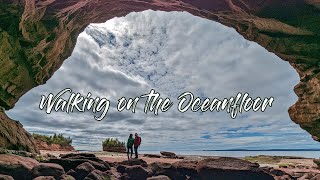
[6,10,320,156]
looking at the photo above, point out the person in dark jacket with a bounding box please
[127,134,134,160]
[134,133,141,159]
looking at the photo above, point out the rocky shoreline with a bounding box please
[0,151,319,180]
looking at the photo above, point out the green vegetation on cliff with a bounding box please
[33,133,72,147]
[102,138,125,148]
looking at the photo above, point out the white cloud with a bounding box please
[7,10,319,151]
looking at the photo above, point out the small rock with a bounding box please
[278,164,288,168]
[143,154,161,158]
[160,151,176,158]
[46,153,57,159]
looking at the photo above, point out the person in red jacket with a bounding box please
[134,133,141,159]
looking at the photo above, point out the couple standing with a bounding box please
[127,133,141,160]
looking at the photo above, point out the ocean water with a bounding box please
[140,150,320,158]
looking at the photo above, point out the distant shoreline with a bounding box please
[202,149,320,152]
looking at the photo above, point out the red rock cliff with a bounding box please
[35,139,75,151]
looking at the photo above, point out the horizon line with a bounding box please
[201,148,320,151]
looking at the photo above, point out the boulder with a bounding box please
[173,160,199,178]
[33,176,55,180]
[0,154,39,179]
[160,151,177,158]
[196,157,274,180]
[147,175,170,180]
[31,163,65,178]
[49,158,110,172]
[59,174,76,180]
[60,153,96,159]
[116,165,128,174]
[84,170,112,180]
[144,154,161,158]
[125,165,150,180]
[66,169,76,177]
[118,159,148,167]
[150,162,185,180]
[0,174,14,180]
[73,162,95,179]
[59,153,110,168]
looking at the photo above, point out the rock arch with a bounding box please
[0,0,319,152]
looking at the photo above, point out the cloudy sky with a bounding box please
[7,10,319,151]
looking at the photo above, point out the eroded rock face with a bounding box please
[35,139,75,152]
[0,109,39,153]
[0,0,319,151]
